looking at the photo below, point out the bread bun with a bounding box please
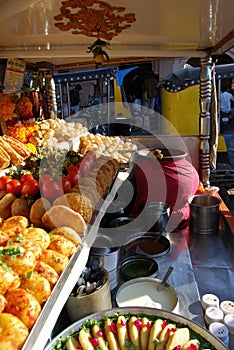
[42,205,87,235]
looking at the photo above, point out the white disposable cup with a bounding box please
[202,293,219,310]
[224,314,234,350]
[205,306,224,326]
[209,322,229,347]
[220,300,234,315]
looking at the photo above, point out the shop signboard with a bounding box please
[3,58,26,94]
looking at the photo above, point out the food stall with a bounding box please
[0,1,234,350]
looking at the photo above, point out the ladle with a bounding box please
[157,266,174,291]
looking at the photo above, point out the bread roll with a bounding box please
[0,145,10,169]
[29,197,51,227]
[0,138,24,166]
[2,135,31,159]
[42,205,87,235]
[0,193,17,219]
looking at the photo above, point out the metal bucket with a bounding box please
[188,194,221,234]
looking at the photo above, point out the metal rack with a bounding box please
[21,168,131,350]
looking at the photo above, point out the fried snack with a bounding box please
[49,226,81,246]
[5,288,41,330]
[0,137,24,166]
[100,162,116,186]
[48,234,77,258]
[156,323,176,350]
[0,215,29,235]
[0,265,20,295]
[2,135,31,159]
[0,145,10,169]
[34,261,59,287]
[0,193,17,219]
[40,249,69,275]
[0,230,8,246]
[166,328,190,350]
[116,315,130,350]
[92,324,109,350]
[29,197,51,228]
[148,319,164,350]
[141,317,151,350]
[0,335,18,349]
[79,328,95,350]
[0,294,7,312]
[0,313,29,349]
[11,197,30,218]
[20,271,51,305]
[20,227,51,250]
[2,248,36,276]
[79,178,101,207]
[84,171,105,197]
[128,316,140,350]
[53,192,93,223]
[104,318,121,350]
[42,205,87,234]
[89,170,106,196]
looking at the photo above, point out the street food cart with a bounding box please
[0,1,233,349]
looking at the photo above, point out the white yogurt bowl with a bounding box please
[116,277,178,312]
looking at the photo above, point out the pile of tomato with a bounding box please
[0,150,97,202]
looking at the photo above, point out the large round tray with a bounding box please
[137,148,187,160]
[45,307,228,350]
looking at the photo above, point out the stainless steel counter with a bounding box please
[48,219,234,350]
[183,225,234,303]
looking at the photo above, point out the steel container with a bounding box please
[188,194,221,234]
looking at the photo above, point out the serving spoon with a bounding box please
[157,266,174,292]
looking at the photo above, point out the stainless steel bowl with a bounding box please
[45,307,228,350]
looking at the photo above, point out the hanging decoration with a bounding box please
[86,38,110,65]
[54,0,136,64]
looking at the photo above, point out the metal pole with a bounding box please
[199,55,212,187]
[107,77,111,136]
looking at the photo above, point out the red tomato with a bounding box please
[21,173,34,184]
[41,179,63,201]
[6,179,22,195]
[39,174,53,182]
[21,179,40,197]
[66,171,81,187]
[0,176,12,191]
[61,178,72,193]
[66,165,78,173]
[39,174,54,187]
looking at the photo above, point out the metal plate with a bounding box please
[45,307,228,350]
[137,148,187,160]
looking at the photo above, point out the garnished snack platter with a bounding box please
[45,307,228,350]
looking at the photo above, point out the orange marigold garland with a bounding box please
[8,123,39,144]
